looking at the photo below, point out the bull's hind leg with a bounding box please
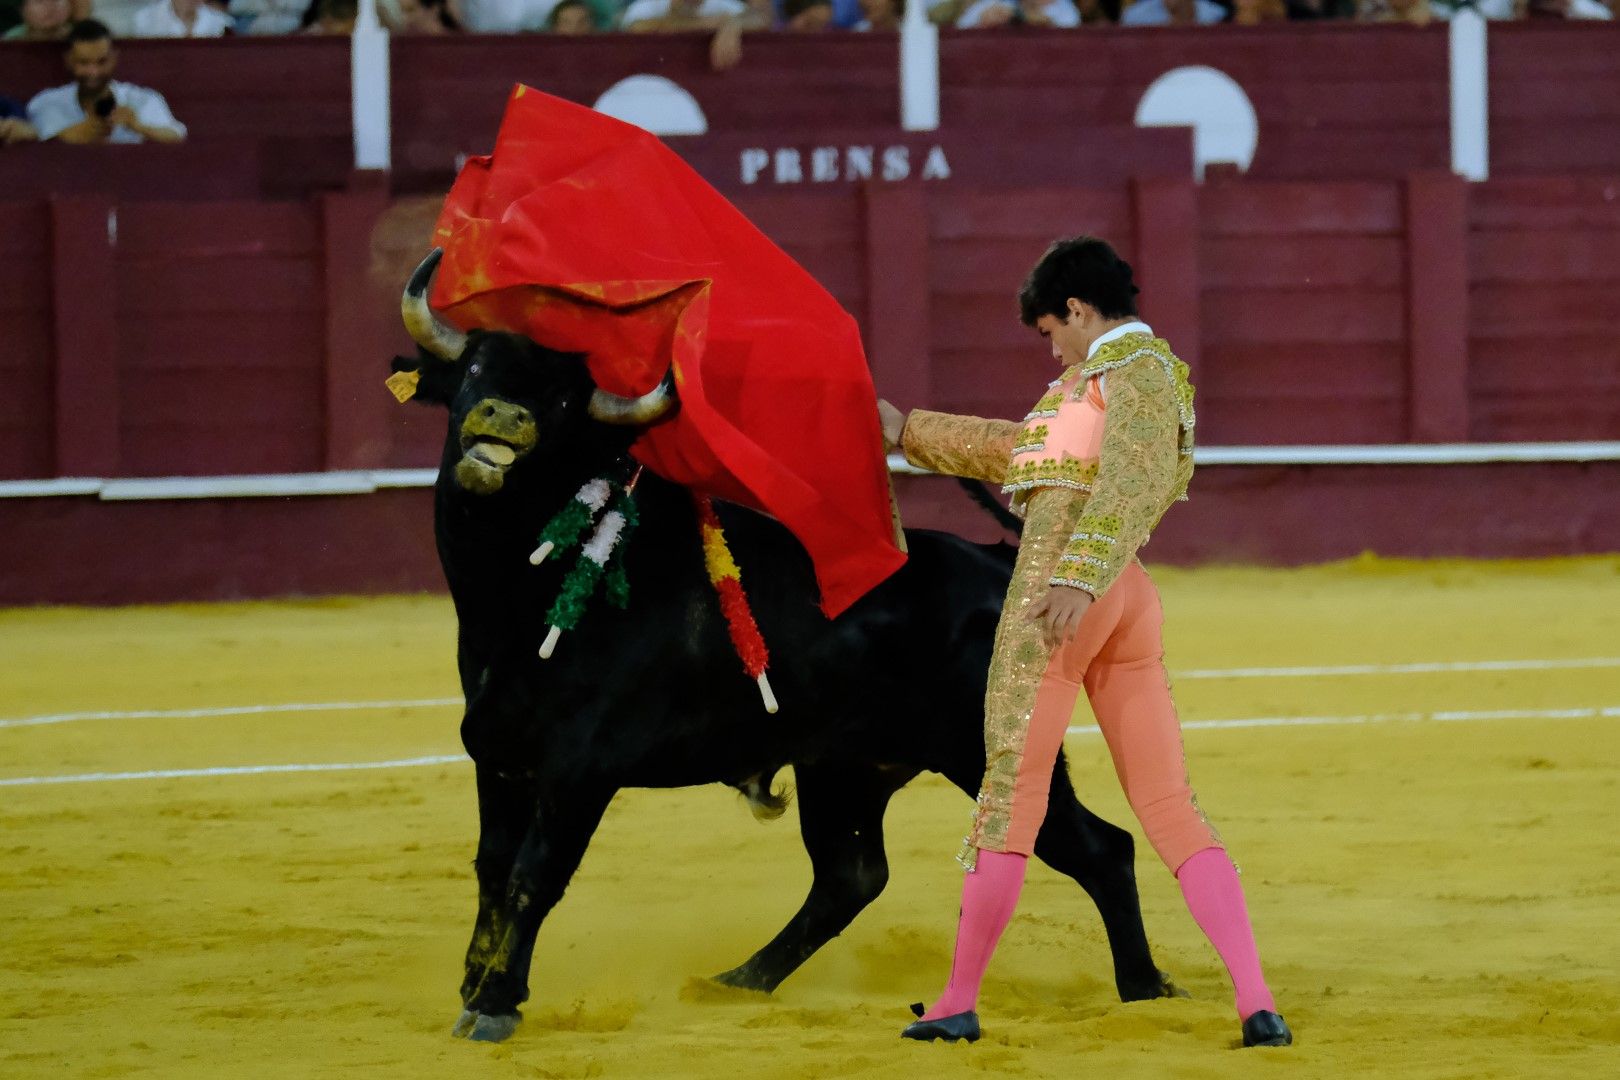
[712,763,913,993]
[456,784,616,1042]
[1031,759,1182,1001]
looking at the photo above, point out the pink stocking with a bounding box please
[921,850,1028,1020]
[1175,847,1276,1019]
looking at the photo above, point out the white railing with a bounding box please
[6,443,1618,501]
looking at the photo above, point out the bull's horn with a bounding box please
[401,248,469,361]
[588,370,678,426]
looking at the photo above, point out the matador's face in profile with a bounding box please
[1034,307,1094,369]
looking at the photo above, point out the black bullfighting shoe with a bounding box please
[901,1002,981,1043]
[1241,1010,1293,1048]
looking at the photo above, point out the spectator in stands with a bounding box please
[1119,0,1225,22]
[547,0,593,26]
[1523,0,1613,16]
[1,0,83,35]
[1426,0,1513,15]
[1233,0,1287,17]
[3,0,71,39]
[236,0,317,34]
[400,0,464,29]
[1076,0,1121,19]
[621,0,763,28]
[304,0,358,30]
[956,0,1081,24]
[784,0,833,24]
[1280,0,1328,17]
[130,0,233,35]
[459,0,574,30]
[1356,0,1431,20]
[27,20,186,143]
[1,94,37,144]
[853,0,902,26]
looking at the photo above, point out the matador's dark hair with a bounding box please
[1017,236,1140,326]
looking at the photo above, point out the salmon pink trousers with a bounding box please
[993,560,1219,870]
[920,560,1277,1026]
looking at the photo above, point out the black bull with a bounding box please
[393,321,1178,1043]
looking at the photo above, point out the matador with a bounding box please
[886,237,1293,1051]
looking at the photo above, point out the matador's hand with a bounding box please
[877,399,906,453]
[1028,586,1094,652]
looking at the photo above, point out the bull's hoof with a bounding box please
[1119,969,1189,1002]
[710,966,774,994]
[468,1012,521,1043]
[1159,972,1192,999]
[452,1009,520,1043]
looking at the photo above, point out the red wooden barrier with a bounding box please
[5,170,1619,484]
[0,203,54,481]
[939,25,1452,181]
[50,197,121,477]
[2,26,1619,201]
[322,178,397,471]
[1197,180,1408,444]
[1467,178,1620,442]
[1489,23,1620,178]
[1404,172,1470,443]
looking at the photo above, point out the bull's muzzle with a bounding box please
[454,399,537,495]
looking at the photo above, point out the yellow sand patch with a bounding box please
[0,557,1617,1078]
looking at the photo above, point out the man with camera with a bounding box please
[25,20,186,145]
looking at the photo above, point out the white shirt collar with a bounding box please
[1086,320,1153,360]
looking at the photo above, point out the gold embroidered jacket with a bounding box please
[900,332,1195,599]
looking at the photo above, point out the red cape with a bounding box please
[429,85,904,618]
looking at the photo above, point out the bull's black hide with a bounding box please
[393,329,1173,1044]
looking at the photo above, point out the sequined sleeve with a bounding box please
[899,409,1019,484]
[1051,356,1190,597]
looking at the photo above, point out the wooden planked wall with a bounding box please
[0,204,53,481]
[1467,178,1620,442]
[939,24,1451,181]
[1197,181,1410,445]
[4,172,1619,482]
[1489,23,1620,178]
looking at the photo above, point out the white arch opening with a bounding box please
[1134,66,1259,182]
[593,75,709,137]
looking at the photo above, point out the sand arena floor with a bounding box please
[2,557,1617,1080]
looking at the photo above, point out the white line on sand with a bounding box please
[0,698,464,730]
[2,707,1613,789]
[1067,705,1620,735]
[0,755,467,788]
[1174,657,1620,680]
[5,657,1615,730]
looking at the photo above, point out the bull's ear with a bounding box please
[388,351,462,407]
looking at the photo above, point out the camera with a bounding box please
[93,95,116,119]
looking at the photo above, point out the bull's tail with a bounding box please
[957,478,1022,537]
[737,769,793,822]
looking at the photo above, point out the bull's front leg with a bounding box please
[456,765,538,1018]
[456,785,616,1043]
